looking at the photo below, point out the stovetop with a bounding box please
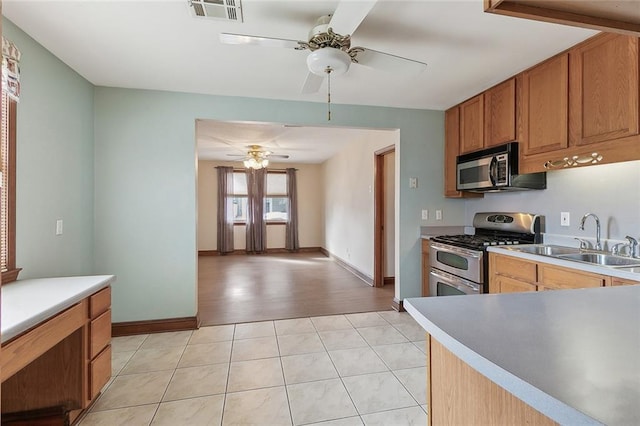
[431,212,543,251]
[431,233,533,250]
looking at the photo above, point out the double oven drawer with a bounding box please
[430,242,484,284]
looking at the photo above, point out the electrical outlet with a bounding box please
[561,212,570,227]
[436,210,443,220]
[421,210,429,220]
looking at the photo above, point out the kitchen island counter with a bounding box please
[405,285,640,425]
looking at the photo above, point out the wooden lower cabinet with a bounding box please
[611,277,640,286]
[489,253,537,293]
[489,252,638,293]
[90,345,112,400]
[427,335,556,426]
[494,275,537,293]
[537,264,608,290]
[1,286,112,423]
[422,239,430,296]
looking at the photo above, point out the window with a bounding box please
[231,170,288,223]
[265,172,287,222]
[1,92,18,283]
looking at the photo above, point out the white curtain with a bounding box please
[216,166,234,254]
[285,168,299,251]
[245,168,267,253]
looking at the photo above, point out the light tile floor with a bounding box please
[80,311,428,426]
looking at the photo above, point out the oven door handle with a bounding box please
[430,269,480,294]
[430,242,482,259]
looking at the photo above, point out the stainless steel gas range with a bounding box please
[429,212,543,296]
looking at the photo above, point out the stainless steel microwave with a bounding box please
[456,142,546,192]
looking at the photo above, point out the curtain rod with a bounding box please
[214,166,299,171]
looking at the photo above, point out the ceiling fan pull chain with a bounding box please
[327,67,332,121]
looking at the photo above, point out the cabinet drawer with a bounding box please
[611,277,640,286]
[539,265,605,289]
[90,345,111,400]
[90,286,111,319]
[496,276,537,293]
[493,255,537,283]
[90,309,111,359]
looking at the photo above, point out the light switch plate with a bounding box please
[421,210,428,220]
[409,177,418,188]
[56,219,63,235]
[436,210,443,220]
[561,212,570,227]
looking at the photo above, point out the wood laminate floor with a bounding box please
[198,252,395,326]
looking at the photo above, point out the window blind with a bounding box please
[1,92,9,272]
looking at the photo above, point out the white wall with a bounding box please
[197,160,323,250]
[465,160,640,247]
[322,129,398,280]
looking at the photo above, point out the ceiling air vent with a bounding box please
[189,0,243,22]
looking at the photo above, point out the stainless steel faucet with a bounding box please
[579,213,601,251]
[626,236,639,258]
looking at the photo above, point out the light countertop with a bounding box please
[487,245,640,281]
[420,225,468,240]
[2,275,116,343]
[405,286,640,425]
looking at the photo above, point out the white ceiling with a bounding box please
[197,119,397,162]
[3,0,598,163]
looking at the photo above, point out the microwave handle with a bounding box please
[489,156,498,186]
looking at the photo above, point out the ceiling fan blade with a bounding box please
[269,154,290,159]
[354,48,427,76]
[219,33,301,49]
[301,72,324,94]
[328,0,378,35]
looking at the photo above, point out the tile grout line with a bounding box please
[219,323,237,426]
[148,331,192,424]
[273,321,296,426]
[88,334,152,417]
[98,314,423,425]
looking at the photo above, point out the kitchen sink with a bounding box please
[557,253,640,267]
[503,244,640,268]
[506,245,581,256]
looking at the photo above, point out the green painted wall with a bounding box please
[93,88,461,322]
[3,18,95,279]
[5,16,464,323]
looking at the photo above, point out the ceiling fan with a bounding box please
[218,0,427,96]
[227,145,290,169]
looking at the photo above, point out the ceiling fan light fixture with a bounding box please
[243,157,269,169]
[307,48,351,76]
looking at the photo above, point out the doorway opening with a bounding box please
[373,146,395,289]
[196,119,398,325]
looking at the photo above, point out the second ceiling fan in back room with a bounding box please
[218,0,427,120]
[227,145,290,170]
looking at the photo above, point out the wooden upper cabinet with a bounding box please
[444,106,483,198]
[484,78,516,147]
[519,54,569,156]
[444,107,461,197]
[569,33,639,146]
[459,94,484,154]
